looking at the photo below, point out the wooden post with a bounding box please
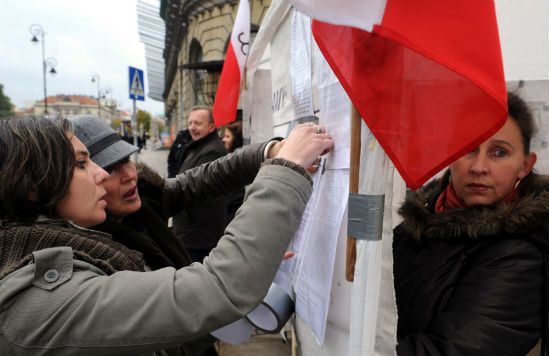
[346,106,361,282]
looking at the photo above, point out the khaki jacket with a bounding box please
[0,163,311,355]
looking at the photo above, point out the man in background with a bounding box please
[168,106,227,262]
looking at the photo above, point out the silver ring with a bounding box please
[316,126,322,134]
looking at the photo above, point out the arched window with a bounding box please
[188,39,206,105]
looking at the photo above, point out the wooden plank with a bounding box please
[346,106,361,282]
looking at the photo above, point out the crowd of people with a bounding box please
[0,92,548,355]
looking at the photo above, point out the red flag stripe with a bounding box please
[213,44,241,127]
[212,0,250,127]
[378,0,507,106]
[311,0,507,189]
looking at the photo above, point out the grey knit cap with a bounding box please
[68,114,138,169]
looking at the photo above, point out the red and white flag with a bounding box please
[212,0,250,127]
[291,0,508,190]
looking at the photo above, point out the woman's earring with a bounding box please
[514,179,521,189]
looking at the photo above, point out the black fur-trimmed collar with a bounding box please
[398,171,549,241]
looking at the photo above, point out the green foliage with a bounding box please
[111,118,122,131]
[0,84,15,118]
[136,109,151,133]
[156,121,165,134]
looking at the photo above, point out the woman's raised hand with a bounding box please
[276,123,333,169]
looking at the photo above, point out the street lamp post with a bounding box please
[29,24,57,115]
[103,86,115,123]
[91,72,101,119]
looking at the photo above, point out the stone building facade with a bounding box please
[161,0,271,133]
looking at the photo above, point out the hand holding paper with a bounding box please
[277,123,333,168]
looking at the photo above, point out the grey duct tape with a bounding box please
[246,283,294,333]
[347,193,384,241]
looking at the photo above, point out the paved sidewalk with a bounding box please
[136,145,169,177]
[217,334,291,356]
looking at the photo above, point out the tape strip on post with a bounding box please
[347,193,384,241]
[246,283,295,333]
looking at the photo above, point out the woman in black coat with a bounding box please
[69,115,282,356]
[393,92,549,355]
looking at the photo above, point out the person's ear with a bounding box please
[208,122,216,133]
[518,152,537,179]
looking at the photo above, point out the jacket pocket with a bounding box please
[32,247,73,290]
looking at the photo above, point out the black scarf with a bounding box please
[93,199,192,270]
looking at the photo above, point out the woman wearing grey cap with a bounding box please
[69,114,285,355]
[0,115,332,355]
[70,114,193,268]
[68,115,284,268]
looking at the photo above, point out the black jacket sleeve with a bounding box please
[167,131,189,178]
[163,142,267,217]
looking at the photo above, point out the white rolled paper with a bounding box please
[210,283,294,344]
[246,283,294,333]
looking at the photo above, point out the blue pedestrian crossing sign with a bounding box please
[128,66,145,101]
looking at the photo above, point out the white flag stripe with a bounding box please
[288,0,387,32]
[230,0,251,71]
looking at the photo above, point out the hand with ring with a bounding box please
[276,122,333,169]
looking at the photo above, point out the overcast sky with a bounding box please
[0,0,164,116]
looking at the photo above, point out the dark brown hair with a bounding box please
[225,121,243,152]
[0,116,75,221]
[508,92,536,154]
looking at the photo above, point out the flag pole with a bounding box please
[346,105,361,282]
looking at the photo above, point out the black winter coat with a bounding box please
[171,130,228,251]
[92,165,214,356]
[93,199,191,270]
[394,172,549,356]
[167,129,191,179]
